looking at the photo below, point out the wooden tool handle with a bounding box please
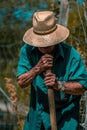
[46,69,57,130]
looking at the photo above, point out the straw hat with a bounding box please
[23,11,69,47]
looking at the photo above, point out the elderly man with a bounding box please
[17,11,87,130]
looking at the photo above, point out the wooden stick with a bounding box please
[46,69,57,130]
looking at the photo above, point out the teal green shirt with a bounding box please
[17,42,87,130]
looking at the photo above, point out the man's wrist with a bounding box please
[34,65,41,75]
[58,81,65,91]
[53,81,65,91]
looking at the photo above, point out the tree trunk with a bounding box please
[59,0,69,27]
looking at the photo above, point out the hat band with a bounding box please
[33,25,57,35]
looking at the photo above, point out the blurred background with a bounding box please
[0,0,87,130]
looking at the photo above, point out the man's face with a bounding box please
[38,45,55,54]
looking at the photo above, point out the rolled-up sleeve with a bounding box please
[17,45,32,77]
[68,56,87,89]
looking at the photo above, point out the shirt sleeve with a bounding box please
[68,56,87,89]
[17,45,32,77]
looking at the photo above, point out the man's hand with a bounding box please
[17,54,53,88]
[44,72,59,90]
[35,54,53,74]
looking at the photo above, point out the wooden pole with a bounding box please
[59,0,69,27]
[46,69,57,130]
[46,1,69,129]
[47,1,57,129]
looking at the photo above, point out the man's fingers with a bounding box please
[42,58,53,64]
[43,54,53,58]
[44,76,55,81]
[45,81,55,87]
[45,72,55,77]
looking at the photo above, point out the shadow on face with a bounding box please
[38,45,55,55]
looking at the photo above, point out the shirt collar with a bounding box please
[55,43,64,59]
[31,46,36,52]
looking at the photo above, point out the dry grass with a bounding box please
[4,77,25,130]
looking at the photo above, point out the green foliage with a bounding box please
[0,26,21,45]
[67,3,87,59]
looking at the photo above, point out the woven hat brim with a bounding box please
[23,24,69,47]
